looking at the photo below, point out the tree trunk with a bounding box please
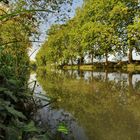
[105,70,108,82]
[70,57,73,65]
[91,53,94,64]
[105,51,108,66]
[79,58,81,65]
[91,71,93,81]
[128,48,133,63]
[128,72,133,92]
[80,56,84,65]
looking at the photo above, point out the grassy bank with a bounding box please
[127,64,140,72]
[63,65,96,71]
[63,62,140,71]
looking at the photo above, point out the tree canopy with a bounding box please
[0,0,74,139]
[36,0,140,66]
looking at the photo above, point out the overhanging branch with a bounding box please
[0,9,54,21]
[0,40,44,46]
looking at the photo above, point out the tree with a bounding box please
[127,18,140,63]
[37,0,140,66]
[0,0,75,139]
[109,0,139,63]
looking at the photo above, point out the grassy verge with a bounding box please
[127,64,140,72]
[63,65,96,71]
[63,63,140,71]
[63,65,79,70]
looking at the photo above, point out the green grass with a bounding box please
[135,65,140,71]
[39,63,140,72]
[127,64,135,72]
[63,65,96,71]
[127,64,140,71]
[63,65,78,70]
[80,65,96,70]
[64,64,140,71]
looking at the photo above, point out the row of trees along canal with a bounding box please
[36,0,140,67]
[0,0,73,139]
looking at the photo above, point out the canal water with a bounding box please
[30,69,140,140]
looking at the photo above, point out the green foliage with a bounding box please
[57,123,68,135]
[0,78,36,140]
[0,5,32,139]
[36,0,140,65]
[0,0,74,139]
[1,0,140,139]
[30,61,37,71]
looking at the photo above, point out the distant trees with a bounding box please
[36,0,140,66]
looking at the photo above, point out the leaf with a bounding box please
[5,106,26,119]
[28,133,50,140]
[0,123,7,130]
[57,123,68,134]
[4,90,18,102]
[8,79,19,85]
[0,87,7,92]
[22,121,37,132]
[41,134,50,140]
[38,133,50,140]
[6,126,22,140]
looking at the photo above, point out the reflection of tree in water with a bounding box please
[134,81,140,91]
[128,72,134,92]
[77,70,84,78]
[37,69,140,140]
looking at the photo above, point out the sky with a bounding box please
[29,0,140,61]
[29,0,83,60]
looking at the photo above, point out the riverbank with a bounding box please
[62,62,140,71]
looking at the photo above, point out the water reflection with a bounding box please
[36,107,88,140]
[34,69,140,140]
[64,70,140,85]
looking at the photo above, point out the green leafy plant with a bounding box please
[57,123,69,135]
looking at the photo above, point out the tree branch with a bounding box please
[0,40,43,46]
[0,9,54,21]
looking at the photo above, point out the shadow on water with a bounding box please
[31,69,140,140]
